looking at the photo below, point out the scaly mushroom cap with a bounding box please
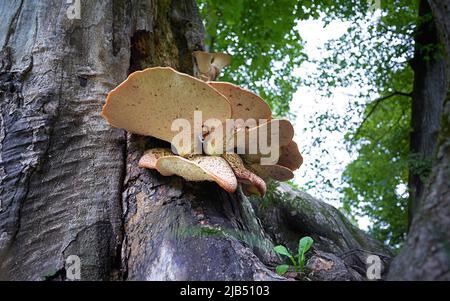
[208,82,272,124]
[155,155,237,193]
[248,163,294,182]
[222,153,267,196]
[102,67,232,155]
[138,148,173,170]
[278,140,303,171]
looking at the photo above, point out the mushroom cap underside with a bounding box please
[102,67,232,155]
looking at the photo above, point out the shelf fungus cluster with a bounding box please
[102,51,303,196]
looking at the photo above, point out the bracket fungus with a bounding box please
[101,67,231,155]
[208,82,272,124]
[277,140,303,171]
[222,153,267,196]
[241,140,303,171]
[247,163,295,182]
[156,155,237,193]
[203,118,294,156]
[101,51,304,197]
[138,148,173,169]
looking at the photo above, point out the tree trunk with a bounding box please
[407,0,446,225]
[0,0,390,281]
[389,0,450,280]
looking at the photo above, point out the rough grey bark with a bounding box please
[122,137,282,280]
[0,0,130,280]
[0,0,391,281]
[408,0,446,225]
[388,0,450,280]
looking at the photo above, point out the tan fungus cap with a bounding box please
[102,67,232,155]
[155,155,238,193]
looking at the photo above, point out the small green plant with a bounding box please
[274,236,314,276]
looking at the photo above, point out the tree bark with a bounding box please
[0,0,129,280]
[389,0,450,280]
[0,0,391,280]
[408,0,446,225]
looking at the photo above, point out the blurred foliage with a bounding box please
[310,1,420,249]
[198,0,304,117]
[198,0,424,249]
[197,0,374,117]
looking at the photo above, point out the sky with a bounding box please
[291,18,371,230]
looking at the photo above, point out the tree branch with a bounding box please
[353,91,412,139]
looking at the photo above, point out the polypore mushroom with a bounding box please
[155,155,238,193]
[277,140,303,171]
[203,118,294,156]
[222,153,266,196]
[138,148,173,170]
[102,67,232,155]
[208,82,272,124]
[241,140,303,170]
[102,62,302,194]
[193,51,232,81]
[240,119,294,149]
[247,163,294,182]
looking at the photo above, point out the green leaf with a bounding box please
[274,245,292,258]
[298,236,313,269]
[299,236,314,254]
[275,264,289,276]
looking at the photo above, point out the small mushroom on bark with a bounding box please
[155,155,238,193]
[193,51,232,81]
[102,67,232,155]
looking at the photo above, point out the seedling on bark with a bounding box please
[274,236,314,276]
